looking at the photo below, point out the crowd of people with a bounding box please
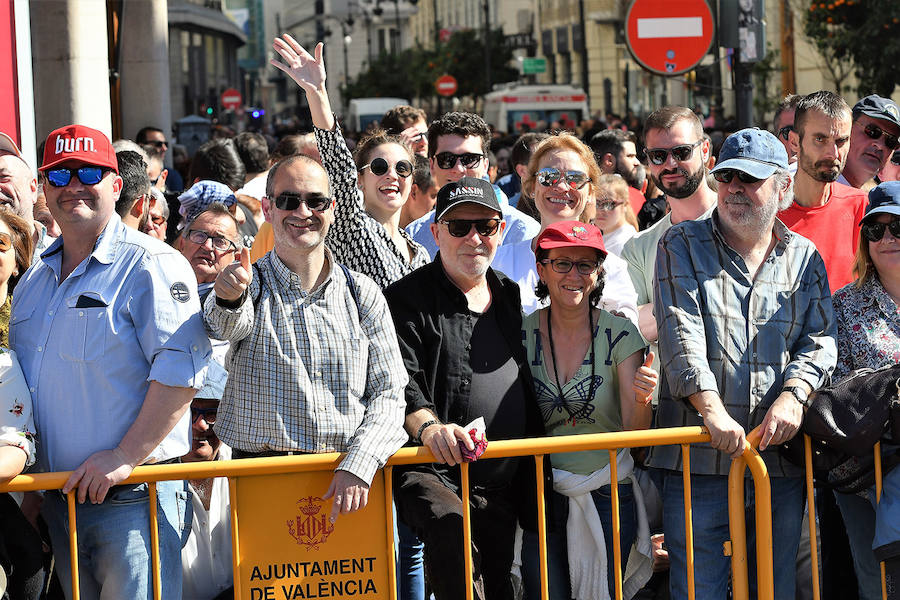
[0,32,898,600]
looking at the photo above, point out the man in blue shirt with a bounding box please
[10,124,211,599]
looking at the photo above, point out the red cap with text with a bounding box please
[40,124,118,173]
[534,220,607,258]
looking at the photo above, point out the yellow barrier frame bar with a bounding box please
[229,477,242,600]
[66,492,79,600]
[803,435,821,600]
[384,465,398,600]
[681,444,696,600]
[533,455,549,600]
[148,481,162,600]
[609,449,622,599]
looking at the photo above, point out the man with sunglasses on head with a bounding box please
[384,176,542,600]
[651,128,836,600]
[203,154,407,526]
[837,95,900,190]
[10,124,212,600]
[405,111,540,259]
[779,90,868,292]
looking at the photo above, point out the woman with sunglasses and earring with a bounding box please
[520,220,656,600]
[589,174,639,257]
[831,181,900,600]
[270,35,428,290]
[492,133,639,319]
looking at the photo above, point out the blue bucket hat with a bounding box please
[710,128,789,180]
[860,181,900,224]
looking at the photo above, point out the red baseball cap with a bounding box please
[534,220,607,258]
[40,124,118,173]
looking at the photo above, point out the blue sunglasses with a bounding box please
[46,166,107,188]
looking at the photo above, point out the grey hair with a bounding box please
[112,139,150,165]
[773,168,794,211]
[149,187,169,219]
[180,202,242,249]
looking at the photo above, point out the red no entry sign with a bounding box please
[435,75,458,97]
[221,88,243,110]
[625,0,715,76]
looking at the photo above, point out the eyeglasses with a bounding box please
[147,140,168,148]
[360,157,413,178]
[539,258,601,275]
[861,219,900,242]
[434,152,484,170]
[186,229,237,252]
[0,233,12,253]
[712,169,762,185]
[536,167,591,190]
[777,125,795,141]
[645,140,703,166]
[150,215,167,227]
[863,124,900,150]
[46,166,106,187]
[273,192,332,212]
[438,218,501,238]
[597,201,625,211]
[410,131,427,143]
[191,406,217,425]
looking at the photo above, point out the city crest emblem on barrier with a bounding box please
[287,496,334,550]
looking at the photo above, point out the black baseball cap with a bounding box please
[434,177,502,221]
[853,95,900,129]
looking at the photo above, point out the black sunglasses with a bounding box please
[645,140,703,166]
[712,169,762,185]
[861,219,900,242]
[777,125,795,141]
[892,151,900,166]
[863,124,900,150]
[536,167,591,190]
[46,166,106,187]
[191,406,217,425]
[434,152,484,170]
[360,157,413,178]
[273,192,332,212]
[438,218,501,238]
[147,140,168,148]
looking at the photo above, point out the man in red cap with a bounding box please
[10,124,211,599]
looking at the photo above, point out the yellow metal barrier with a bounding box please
[0,426,777,600]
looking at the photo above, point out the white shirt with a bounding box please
[601,223,637,257]
[236,172,268,201]
[182,446,233,600]
[491,238,639,321]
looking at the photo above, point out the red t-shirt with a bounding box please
[627,186,645,217]
[778,182,867,292]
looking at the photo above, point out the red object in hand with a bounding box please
[460,428,488,462]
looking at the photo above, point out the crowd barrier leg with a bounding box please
[803,435,821,600]
[609,450,623,600]
[533,455,549,600]
[66,491,80,600]
[148,482,162,600]
[229,477,242,600]
[384,465,398,600]
[681,444,696,600]
[461,461,474,600]
[875,441,887,600]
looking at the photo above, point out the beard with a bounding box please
[615,158,641,189]
[651,163,706,199]
[799,153,842,183]
[720,191,779,238]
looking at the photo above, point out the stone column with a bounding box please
[119,0,171,143]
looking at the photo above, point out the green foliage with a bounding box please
[342,28,519,101]
[752,44,786,118]
[804,0,900,96]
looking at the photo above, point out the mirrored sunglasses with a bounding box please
[438,218,501,238]
[361,157,413,178]
[273,193,332,212]
[536,167,590,190]
[645,140,703,165]
[863,124,900,150]
[434,152,484,170]
[0,233,12,253]
[46,166,106,187]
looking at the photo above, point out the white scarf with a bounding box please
[552,450,652,600]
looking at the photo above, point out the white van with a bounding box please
[483,84,589,133]
[346,97,410,132]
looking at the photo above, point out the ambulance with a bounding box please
[483,84,589,133]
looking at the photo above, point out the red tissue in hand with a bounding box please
[460,429,488,462]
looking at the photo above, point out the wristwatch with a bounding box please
[783,386,810,407]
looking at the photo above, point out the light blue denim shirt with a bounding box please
[10,214,211,472]
[649,210,836,476]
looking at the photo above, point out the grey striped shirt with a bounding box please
[203,249,408,484]
[649,211,836,476]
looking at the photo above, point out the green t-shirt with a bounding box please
[523,308,645,475]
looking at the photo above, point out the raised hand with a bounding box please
[270,35,326,94]
[214,247,252,302]
[633,350,657,405]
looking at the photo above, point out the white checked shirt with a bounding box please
[203,248,408,484]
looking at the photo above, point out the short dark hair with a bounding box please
[381,105,426,135]
[189,138,246,191]
[412,154,434,191]
[427,112,491,157]
[115,150,150,217]
[534,246,606,306]
[794,91,851,137]
[511,133,549,168]
[772,94,803,132]
[643,106,703,142]
[180,202,242,249]
[270,133,318,163]
[0,210,34,294]
[135,126,165,144]
[234,132,269,174]
[265,155,330,199]
[589,129,637,163]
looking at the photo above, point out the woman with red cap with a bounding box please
[521,220,656,600]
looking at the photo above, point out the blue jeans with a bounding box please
[521,482,637,599]
[834,489,881,600]
[661,471,804,600]
[43,480,191,600]
[396,514,425,600]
